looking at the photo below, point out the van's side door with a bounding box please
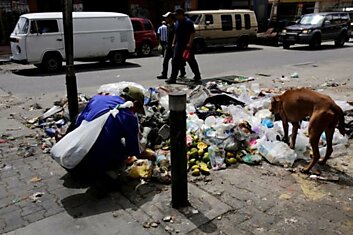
[220,14,233,40]
[203,14,217,40]
[26,19,64,63]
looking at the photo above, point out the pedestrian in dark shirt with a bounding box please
[166,8,201,84]
[157,12,186,80]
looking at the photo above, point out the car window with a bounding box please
[324,15,333,25]
[244,14,251,29]
[235,14,242,30]
[32,20,59,34]
[331,14,341,25]
[132,20,143,31]
[187,14,201,24]
[221,15,232,31]
[143,20,153,30]
[14,17,29,34]
[205,14,213,24]
[300,14,325,25]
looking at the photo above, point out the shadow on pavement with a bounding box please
[283,44,351,51]
[12,62,141,77]
[203,46,262,55]
[295,159,353,186]
[60,172,168,220]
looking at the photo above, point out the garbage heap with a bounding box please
[29,80,353,182]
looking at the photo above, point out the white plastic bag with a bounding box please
[97,81,146,96]
[258,141,297,167]
[51,101,133,169]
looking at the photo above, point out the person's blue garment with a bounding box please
[74,95,140,173]
[175,17,195,47]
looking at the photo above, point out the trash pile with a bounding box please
[28,80,353,182]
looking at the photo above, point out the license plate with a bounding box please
[288,36,295,40]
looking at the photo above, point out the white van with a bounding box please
[10,12,135,72]
[186,10,258,52]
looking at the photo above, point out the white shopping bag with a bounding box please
[50,101,133,169]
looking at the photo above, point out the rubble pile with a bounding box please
[28,80,353,182]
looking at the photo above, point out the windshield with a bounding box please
[299,15,325,25]
[13,17,29,34]
[187,14,201,24]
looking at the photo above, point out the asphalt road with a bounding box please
[1,41,353,98]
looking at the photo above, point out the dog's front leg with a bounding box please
[290,122,300,149]
[282,119,289,145]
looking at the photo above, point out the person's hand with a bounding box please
[140,149,156,161]
[186,43,192,49]
[172,44,175,48]
[125,156,137,165]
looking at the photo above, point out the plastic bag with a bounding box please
[188,85,211,107]
[97,81,146,97]
[182,48,191,61]
[51,101,133,169]
[258,141,297,167]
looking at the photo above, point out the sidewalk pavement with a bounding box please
[1,73,353,234]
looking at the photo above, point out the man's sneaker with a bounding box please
[165,78,177,84]
[157,75,167,79]
[193,75,201,81]
[178,74,187,79]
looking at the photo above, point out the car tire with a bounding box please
[335,33,346,47]
[41,53,62,72]
[310,34,321,49]
[139,42,152,56]
[109,51,126,65]
[194,39,206,53]
[283,43,290,49]
[237,37,249,49]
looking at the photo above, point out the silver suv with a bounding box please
[279,12,351,49]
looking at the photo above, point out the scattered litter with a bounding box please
[309,175,339,182]
[30,176,42,183]
[256,73,271,77]
[163,216,172,222]
[150,222,159,228]
[29,192,44,203]
[165,225,174,232]
[290,72,299,78]
[285,218,298,224]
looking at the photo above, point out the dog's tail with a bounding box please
[333,104,345,135]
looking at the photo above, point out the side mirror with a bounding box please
[205,20,211,25]
[324,20,330,25]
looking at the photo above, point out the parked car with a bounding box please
[185,9,258,53]
[130,17,158,56]
[10,12,135,72]
[279,12,351,49]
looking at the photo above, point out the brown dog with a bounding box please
[270,88,345,173]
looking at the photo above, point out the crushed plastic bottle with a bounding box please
[208,145,226,170]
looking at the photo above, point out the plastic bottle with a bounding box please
[208,145,225,170]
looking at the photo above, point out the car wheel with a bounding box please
[41,54,62,72]
[335,33,346,47]
[194,40,206,53]
[237,37,249,49]
[139,42,152,56]
[283,43,290,49]
[109,51,126,65]
[310,34,321,49]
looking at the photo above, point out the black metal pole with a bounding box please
[63,0,78,122]
[169,92,188,208]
